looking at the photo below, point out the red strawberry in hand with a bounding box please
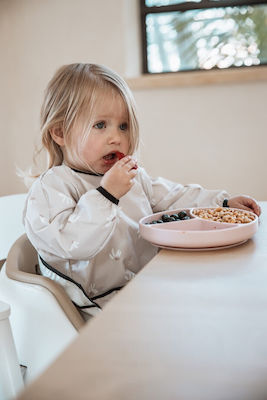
[115,151,125,160]
[115,151,138,169]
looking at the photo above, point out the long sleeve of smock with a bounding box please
[23,172,119,260]
[138,167,230,213]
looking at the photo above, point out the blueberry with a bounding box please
[157,220,164,223]
[170,214,180,220]
[178,211,188,219]
[183,216,190,220]
[151,220,158,224]
[161,214,170,222]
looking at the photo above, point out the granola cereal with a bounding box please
[192,207,256,224]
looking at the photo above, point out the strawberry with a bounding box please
[115,151,138,169]
[115,151,125,160]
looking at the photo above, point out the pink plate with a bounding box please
[139,208,258,250]
[149,240,248,251]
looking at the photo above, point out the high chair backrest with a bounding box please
[6,234,85,331]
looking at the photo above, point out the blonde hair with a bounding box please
[29,63,139,178]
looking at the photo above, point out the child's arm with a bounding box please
[138,168,230,212]
[138,169,261,216]
[23,176,120,261]
[23,157,138,261]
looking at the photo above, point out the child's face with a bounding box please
[77,91,130,174]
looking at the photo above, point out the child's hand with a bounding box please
[100,156,138,199]
[228,195,261,216]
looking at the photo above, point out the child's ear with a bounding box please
[50,126,65,146]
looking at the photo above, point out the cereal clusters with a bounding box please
[192,207,255,224]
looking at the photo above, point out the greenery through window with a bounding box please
[140,0,267,73]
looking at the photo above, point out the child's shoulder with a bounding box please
[30,164,77,194]
[40,164,73,181]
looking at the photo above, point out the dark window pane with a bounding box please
[146,4,267,72]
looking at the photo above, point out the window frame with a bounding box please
[140,0,267,74]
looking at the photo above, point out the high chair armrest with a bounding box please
[6,234,85,331]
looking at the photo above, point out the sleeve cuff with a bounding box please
[96,186,119,205]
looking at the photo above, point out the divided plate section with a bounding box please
[190,207,257,225]
[149,218,236,231]
[139,208,258,249]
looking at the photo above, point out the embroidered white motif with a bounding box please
[125,269,135,281]
[58,193,73,205]
[69,241,80,251]
[58,223,65,231]
[106,208,118,223]
[39,215,49,225]
[109,249,121,260]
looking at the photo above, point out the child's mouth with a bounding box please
[103,152,123,164]
[103,151,138,169]
[103,153,116,160]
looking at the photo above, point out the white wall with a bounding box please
[0,0,140,195]
[134,80,267,199]
[0,0,266,200]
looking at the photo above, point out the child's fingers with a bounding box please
[129,168,138,178]
[253,201,261,216]
[120,155,131,163]
[239,204,255,213]
[127,166,137,181]
[118,155,131,167]
[239,201,261,216]
[251,202,261,216]
[121,157,137,171]
[244,198,261,216]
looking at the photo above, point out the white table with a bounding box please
[17,203,267,400]
[0,194,27,261]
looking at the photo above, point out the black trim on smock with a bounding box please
[71,167,104,176]
[70,167,119,205]
[39,255,101,309]
[223,199,229,207]
[96,186,119,205]
[39,256,123,309]
[91,285,124,301]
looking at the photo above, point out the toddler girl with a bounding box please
[23,63,261,320]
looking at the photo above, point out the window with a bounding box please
[140,0,267,73]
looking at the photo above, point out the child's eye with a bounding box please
[94,121,105,129]
[119,123,128,131]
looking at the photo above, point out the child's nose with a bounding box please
[108,128,121,144]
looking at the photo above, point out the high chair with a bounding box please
[0,234,85,384]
